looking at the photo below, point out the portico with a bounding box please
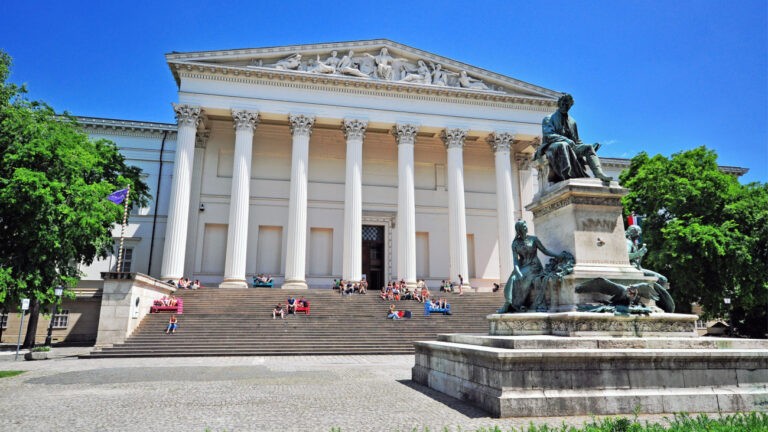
[160,39,561,289]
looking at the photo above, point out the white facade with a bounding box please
[78,40,648,291]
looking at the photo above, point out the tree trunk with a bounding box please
[22,297,40,348]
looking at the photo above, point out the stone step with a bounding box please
[85,289,502,358]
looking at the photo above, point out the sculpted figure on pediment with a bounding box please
[363,48,397,80]
[458,70,489,90]
[399,60,431,84]
[430,63,458,86]
[274,53,302,70]
[308,54,336,74]
[325,51,341,71]
[337,51,371,78]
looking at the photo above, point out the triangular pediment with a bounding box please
[166,39,560,100]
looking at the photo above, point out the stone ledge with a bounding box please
[488,312,698,337]
[412,336,768,417]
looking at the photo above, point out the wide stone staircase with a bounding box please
[86,288,503,357]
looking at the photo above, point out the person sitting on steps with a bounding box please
[272,303,286,319]
[287,296,297,314]
[165,315,178,334]
[387,304,401,320]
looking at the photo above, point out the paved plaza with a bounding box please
[1,347,678,432]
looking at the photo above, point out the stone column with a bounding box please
[392,124,419,287]
[341,119,367,282]
[160,104,201,281]
[487,132,515,282]
[516,154,535,226]
[282,114,315,289]
[220,110,259,288]
[441,128,470,288]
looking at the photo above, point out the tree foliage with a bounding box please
[620,147,768,337]
[0,51,150,345]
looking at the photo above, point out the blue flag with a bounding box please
[107,188,129,205]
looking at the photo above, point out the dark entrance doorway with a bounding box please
[362,225,385,291]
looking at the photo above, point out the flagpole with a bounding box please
[116,184,130,273]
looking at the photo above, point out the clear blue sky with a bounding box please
[2,1,766,182]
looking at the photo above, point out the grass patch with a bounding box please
[0,370,25,379]
[330,412,768,432]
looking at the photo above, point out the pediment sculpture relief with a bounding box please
[246,48,499,91]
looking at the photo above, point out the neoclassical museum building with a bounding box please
[20,39,736,343]
[77,39,654,292]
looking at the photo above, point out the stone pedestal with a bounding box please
[487,312,698,338]
[413,332,768,417]
[527,178,654,311]
[95,272,176,348]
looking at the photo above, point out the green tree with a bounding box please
[620,147,768,337]
[0,51,150,347]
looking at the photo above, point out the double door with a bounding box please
[361,225,384,291]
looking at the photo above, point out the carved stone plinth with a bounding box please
[412,333,768,417]
[526,178,653,311]
[488,312,698,338]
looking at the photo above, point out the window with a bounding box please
[122,248,133,273]
[696,320,706,329]
[113,246,133,272]
[52,309,69,329]
[0,313,7,329]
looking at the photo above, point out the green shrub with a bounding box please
[31,345,50,352]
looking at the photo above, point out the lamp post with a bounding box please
[44,285,64,347]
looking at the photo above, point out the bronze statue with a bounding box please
[534,94,613,184]
[498,220,571,313]
[575,277,675,313]
[626,224,668,286]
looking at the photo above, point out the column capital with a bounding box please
[232,109,260,132]
[486,132,514,153]
[441,128,468,149]
[391,124,418,145]
[173,104,202,127]
[516,153,533,170]
[289,114,315,137]
[195,129,211,149]
[342,119,368,140]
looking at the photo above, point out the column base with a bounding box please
[281,280,308,290]
[219,278,249,289]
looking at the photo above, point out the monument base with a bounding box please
[412,330,768,417]
[488,312,698,338]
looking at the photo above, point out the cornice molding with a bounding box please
[166,39,561,99]
[75,116,177,136]
[171,64,557,112]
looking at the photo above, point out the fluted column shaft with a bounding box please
[283,114,314,289]
[393,124,418,286]
[442,128,470,287]
[516,154,535,224]
[488,132,516,282]
[342,119,367,282]
[221,110,259,288]
[160,104,201,281]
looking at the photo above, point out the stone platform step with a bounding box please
[85,288,503,358]
[413,325,768,417]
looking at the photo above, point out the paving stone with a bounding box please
[0,352,701,431]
